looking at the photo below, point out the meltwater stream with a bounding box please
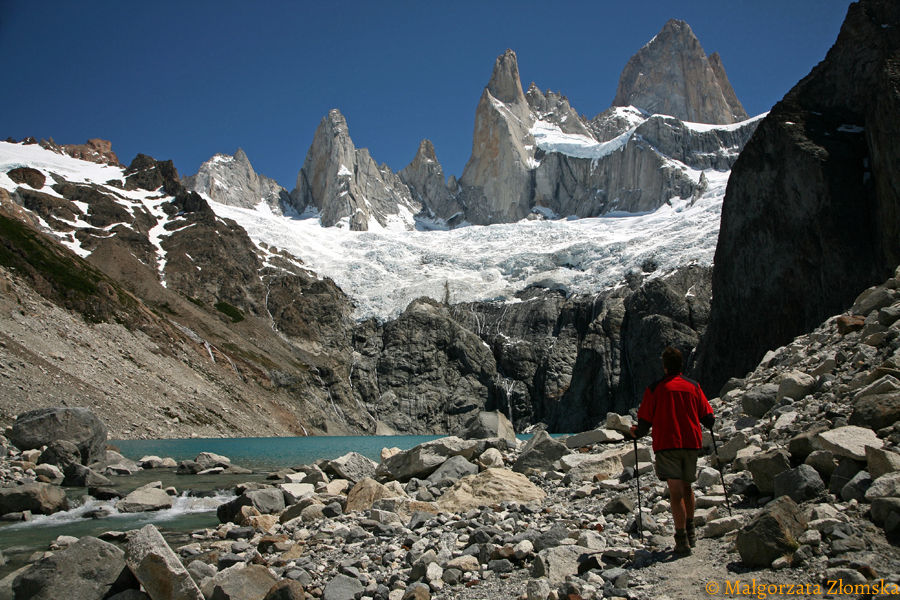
[0,435,446,577]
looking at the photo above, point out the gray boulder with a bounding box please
[425,455,478,484]
[805,450,839,480]
[200,564,276,600]
[747,448,791,495]
[512,430,571,473]
[773,465,825,503]
[867,446,900,480]
[871,497,900,525]
[849,393,900,431]
[841,471,872,503]
[37,440,81,469]
[125,524,202,600]
[816,425,883,461]
[193,452,231,469]
[9,407,107,465]
[777,371,815,401]
[375,436,478,482]
[63,463,112,488]
[12,536,138,600]
[323,452,377,484]
[0,482,68,515]
[457,411,516,444]
[217,488,286,524]
[829,458,864,495]
[264,580,307,600]
[532,546,593,585]
[741,385,778,417]
[116,486,173,513]
[736,496,807,567]
[322,574,364,600]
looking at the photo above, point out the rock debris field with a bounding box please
[5,270,900,599]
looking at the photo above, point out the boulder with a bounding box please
[867,446,900,480]
[63,463,112,487]
[805,450,839,480]
[829,458,864,495]
[425,455,478,483]
[532,545,594,584]
[9,407,107,465]
[870,497,900,525]
[13,536,138,600]
[37,439,81,469]
[747,448,791,495]
[323,452,377,484]
[279,483,315,505]
[0,482,68,515]
[736,496,807,567]
[322,574,363,600]
[849,393,900,431]
[116,487,173,513]
[741,385,778,417]
[457,410,516,444]
[841,471,872,503]
[564,429,624,448]
[200,564,276,600]
[218,488,285,523]
[375,436,478,482]
[437,468,545,513]
[477,447,504,468]
[716,432,749,463]
[194,452,231,469]
[773,465,825,503]
[264,580,307,600]
[512,431,571,473]
[777,371,816,401]
[787,427,828,462]
[125,524,202,600]
[866,472,900,501]
[816,426,883,461]
[345,477,396,513]
[703,516,744,538]
[605,412,634,435]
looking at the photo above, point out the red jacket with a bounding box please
[636,373,713,452]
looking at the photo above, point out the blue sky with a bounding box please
[1,1,852,190]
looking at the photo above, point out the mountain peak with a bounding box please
[486,49,526,106]
[416,139,437,162]
[612,19,748,124]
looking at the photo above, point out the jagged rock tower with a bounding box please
[288,109,421,231]
[612,18,748,124]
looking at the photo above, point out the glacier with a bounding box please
[211,167,729,321]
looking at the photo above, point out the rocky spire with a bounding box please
[612,19,747,124]
[458,49,536,225]
[288,109,420,231]
[399,140,465,225]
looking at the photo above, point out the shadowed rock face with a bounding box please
[692,0,900,395]
[612,19,748,124]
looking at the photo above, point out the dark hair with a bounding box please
[662,346,683,373]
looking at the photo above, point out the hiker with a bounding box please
[629,346,714,555]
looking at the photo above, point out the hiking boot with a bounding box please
[674,529,692,555]
[686,519,696,547]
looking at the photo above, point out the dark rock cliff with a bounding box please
[692,0,900,395]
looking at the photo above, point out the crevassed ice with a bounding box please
[212,169,730,322]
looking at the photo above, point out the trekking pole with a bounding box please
[632,436,644,543]
[708,426,733,517]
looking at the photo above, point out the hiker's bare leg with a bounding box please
[667,478,689,529]
[681,480,695,522]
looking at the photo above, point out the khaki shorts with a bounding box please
[655,449,699,482]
